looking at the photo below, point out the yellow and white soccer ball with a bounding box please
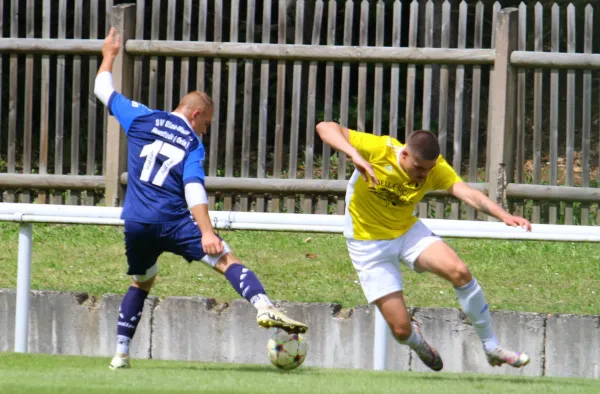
[266,329,308,370]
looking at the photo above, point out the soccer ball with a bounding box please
[266,329,308,370]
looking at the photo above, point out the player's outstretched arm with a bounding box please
[316,121,377,187]
[448,182,532,231]
[94,27,121,106]
[185,183,224,255]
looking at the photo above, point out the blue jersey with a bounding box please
[107,92,206,223]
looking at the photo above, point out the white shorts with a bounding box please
[346,220,442,304]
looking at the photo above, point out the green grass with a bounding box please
[1,353,599,394]
[0,223,599,314]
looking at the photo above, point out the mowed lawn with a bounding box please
[0,223,599,314]
[1,353,599,394]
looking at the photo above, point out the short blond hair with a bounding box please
[177,91,213,111]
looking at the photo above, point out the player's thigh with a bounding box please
[164,217,232,269]
[124,221,162,279]
[403,221,472,286]
[374,291,412,339]
[346,238,404,304]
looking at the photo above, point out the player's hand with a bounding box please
[502,215,532,232]
[102,27,121,59]
[202,232,224,255]
[350,152,377,188]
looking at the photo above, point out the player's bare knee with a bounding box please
[450,262,472,287]
[389,321,412,341]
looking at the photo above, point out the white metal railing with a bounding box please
[1,202,599,370]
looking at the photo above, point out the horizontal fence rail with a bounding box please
[2,173,599,203]
[126,41,496,65]
[0,38,104,54]
[511,51,600,69]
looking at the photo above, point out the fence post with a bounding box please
[487,8,518,216]
[104,4,135,207]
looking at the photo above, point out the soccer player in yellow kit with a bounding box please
[316,122,532,372]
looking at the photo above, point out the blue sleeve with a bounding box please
[183,145,206,186]
[107,92,154,133]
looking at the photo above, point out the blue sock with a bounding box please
[224,263,273,309]
[116,286,148,354]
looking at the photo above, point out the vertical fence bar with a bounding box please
[451,0,467,220]
[272,0,287,213]
[514,2,526,217]
[148,0,160,109]
[197,0,207,92]
[565,4,575,225]
[14,223,33,353]
[180,0,192,96]
[337,0,354,215]
[581,5,592,225]
[304,0,324,214]
[485,1,501,188]
[5,0,18,203]
[164,0,176,111]
[224,0,240,211]
[405,0,418,142]
[549,4,559,224]
[256,0,271,213]
[105,4,135,207]
[39,0,50,204]
[22,0,34,204]
[467,1,483,220]
[132,0,145,102]
[86,0,99,206]
[389,0,401,140]
[357,0,369,133]
[208,1,223,210]
[487,8,518,212]
[372,0,384,136]
[52,0,67,204]
[70,0,83,206]
[286,0,305,213]
[318,0,336,214]
[240,0,256,212]
[532,2,543,223]
[436,0,450,220]
[419,0,433,218]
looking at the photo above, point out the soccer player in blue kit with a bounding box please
[95,28,307,369]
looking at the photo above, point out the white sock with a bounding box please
[454,278,498,352]
[250,293,274,310]
[116,335,131,355]
[394,322,423,349]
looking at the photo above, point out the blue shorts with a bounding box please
[123,216,215,276]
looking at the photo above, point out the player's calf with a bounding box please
[222,262,308,333]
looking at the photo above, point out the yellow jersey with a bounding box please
[343,129,462,240]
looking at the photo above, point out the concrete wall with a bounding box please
[1,289,598,378]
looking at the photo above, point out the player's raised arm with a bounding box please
[448,182,532,231]
[94,27,120,105]
[316,121,377,187]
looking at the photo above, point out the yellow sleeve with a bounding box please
[348,129,386,161]
[430,156,463,190]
